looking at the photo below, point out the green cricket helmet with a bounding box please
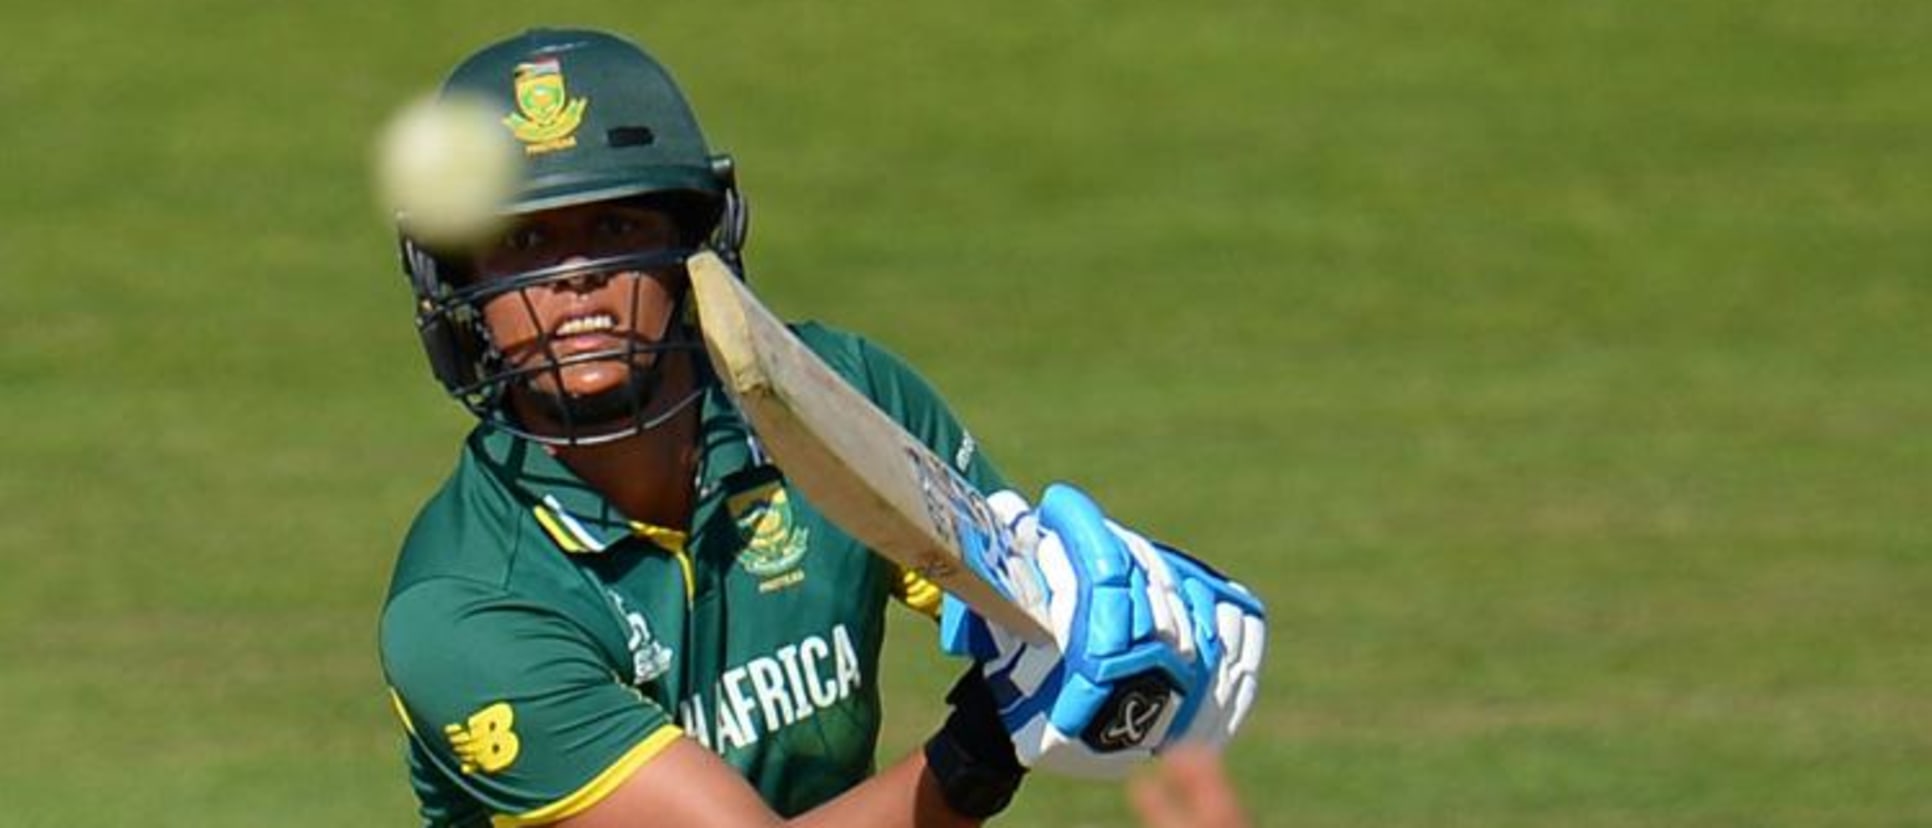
[400,28,749,445]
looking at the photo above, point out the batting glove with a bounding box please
[939,483,1267,779]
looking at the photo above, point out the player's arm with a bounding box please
[475,496,1238,827]
[381,571,1012,828]
[553,739,974,828]
[538,501,1261,827]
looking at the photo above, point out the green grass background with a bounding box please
[3,1,1927,825]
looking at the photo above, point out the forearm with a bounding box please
[789,672,1021,828]
[786,751,980,828]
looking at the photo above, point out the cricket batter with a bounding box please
[378,28,1266,827]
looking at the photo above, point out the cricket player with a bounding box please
[379,28,1266,827]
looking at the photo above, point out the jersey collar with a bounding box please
[468,384,769,555]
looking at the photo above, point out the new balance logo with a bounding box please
[445,702,520,774]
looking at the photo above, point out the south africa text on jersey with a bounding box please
[676,624,864,753]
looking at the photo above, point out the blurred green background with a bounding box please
[3,1,1927,825]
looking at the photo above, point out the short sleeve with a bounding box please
[840,330,1013,623]
[790,325,1014,629]
[381,578,682,827]
[847,334,1009,494]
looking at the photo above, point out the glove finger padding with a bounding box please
[1155,542,1267,749]
[1036,485,1197,730]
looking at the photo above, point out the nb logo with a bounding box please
[445,702,521,775]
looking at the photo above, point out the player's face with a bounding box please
[471,201,687,405]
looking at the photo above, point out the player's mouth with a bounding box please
[554,313,616,338]
[547,312,625,354]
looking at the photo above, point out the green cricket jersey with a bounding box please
[380,323,1006,827]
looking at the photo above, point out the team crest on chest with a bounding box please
[728,483,809,590]
[503,57,588,154]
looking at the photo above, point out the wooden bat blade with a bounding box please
[687,252,1052,644]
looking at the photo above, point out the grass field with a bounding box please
[3,1,1928,825]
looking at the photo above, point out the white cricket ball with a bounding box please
[374,92,520,249]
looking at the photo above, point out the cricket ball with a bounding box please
[374,92,520,249]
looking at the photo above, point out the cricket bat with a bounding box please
[687,251,1054,645]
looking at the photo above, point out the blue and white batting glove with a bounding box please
[1117,523,1267,750]
[940,483,1267,779]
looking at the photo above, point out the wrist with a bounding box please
[922,670,1026,819]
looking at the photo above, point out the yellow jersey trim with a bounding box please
[629,521,687,553]
[531,506,588,554]
[387,687,418,737]
[632,522,695,607]
[674,549,695,606]
[893,567,945,619]
[532,507,693,605]
[491,725,684,828]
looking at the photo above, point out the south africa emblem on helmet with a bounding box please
[729,484,810,588]
[503,58,588,154]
